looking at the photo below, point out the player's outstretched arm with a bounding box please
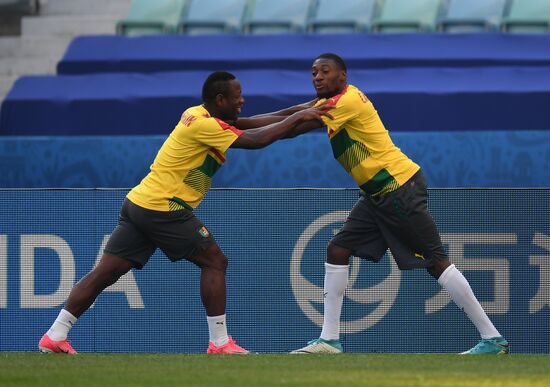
[230,105,331,149]
[232,115,287,130]
[232,99,318,130]
[250,99,318,118]
[283,120,325,139]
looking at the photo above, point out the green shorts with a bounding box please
[331,171,449,270]
[104,198,216,269]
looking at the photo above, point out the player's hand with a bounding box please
[291,98,320,113]
[303,98,320,108]
[293,103,334,122]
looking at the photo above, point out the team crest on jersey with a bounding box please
[198,226,210,238]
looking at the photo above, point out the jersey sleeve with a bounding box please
[316,93,359,131]
[195,117,244,153]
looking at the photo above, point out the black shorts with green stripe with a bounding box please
[331,170,449,270]
[104,198,216,269]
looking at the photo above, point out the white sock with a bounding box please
[47,309,77,341]
[320,262,349,341]
[438,264,501,339]
[207,314,229,347]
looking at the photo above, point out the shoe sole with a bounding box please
[460,347,509,355]
[290,348,342,354]
[39,346,76,354]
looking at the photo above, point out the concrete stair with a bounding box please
[41,0,131,16]
[21,15,121,37]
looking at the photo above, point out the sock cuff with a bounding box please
[325,262,349,273]
[206,314,226,322]
[437,264,457,286]
[60,309,77,324]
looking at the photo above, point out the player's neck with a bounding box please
[323,84,347,99]
[202,103,219,119]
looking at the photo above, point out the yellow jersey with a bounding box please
[127,105,243,211]
[318,84,420,196]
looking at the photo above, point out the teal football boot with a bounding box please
[460,337,509,355]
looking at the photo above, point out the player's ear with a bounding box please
[215,93,225,107]
[340,71,346,83]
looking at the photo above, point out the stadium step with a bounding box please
[0,37,20,59]
[0,75,18,101]
[18,36,70,58]
[0,57,57,77]
[22,15,120,37]
[0,36,69,59]
[41,0,131,17]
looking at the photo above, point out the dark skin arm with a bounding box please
[283,119,325,139]
[231,99,318,130]
[231,115,287,130]
[250,99,318,117]
[230,105,331,149]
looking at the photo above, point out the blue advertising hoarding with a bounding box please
[1,131,549,189]
[0,189,548,353]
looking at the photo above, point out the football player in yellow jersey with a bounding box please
[290,54,508,355]
[38,71,331,355]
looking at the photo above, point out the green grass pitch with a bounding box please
[1,353,549,386]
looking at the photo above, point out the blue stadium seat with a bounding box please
[502,0,550,33]
[371,0,442,32]
[178,0,248,35]
[308,0,379,33]
[243,0,313,34]
[439,0,507,32]
[116,0,188,36]
[5,66,550,135]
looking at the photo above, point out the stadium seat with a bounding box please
[439,0,507,32]
[178,0,247,35]
[116,0,188,36]
[243,0,312,34]
[308,0,379,33]
[502,0,550,33]
[371,0,442,32]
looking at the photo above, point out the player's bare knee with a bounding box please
[209,253,228,272]
[203,245,228,272]
[327,243,351,265]
[427,259,450,279]
[426,265,438,278]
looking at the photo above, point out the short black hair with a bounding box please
[315,53,347,72]
[202,71,236,103]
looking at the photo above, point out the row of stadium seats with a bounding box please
[3,65,550,135]
[3,32,550,136]
[117,0,550,36]
[56,33,550,75]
